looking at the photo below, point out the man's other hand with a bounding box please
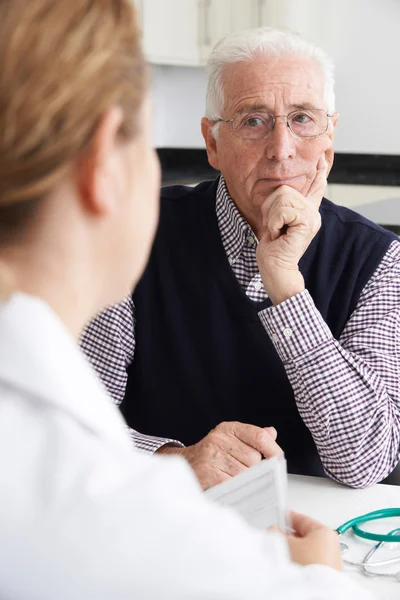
[156,421,282,490]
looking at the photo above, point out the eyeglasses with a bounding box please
[214,109,333,140]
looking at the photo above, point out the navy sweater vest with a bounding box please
[122,178,396,476]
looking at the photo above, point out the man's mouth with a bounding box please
[262,175,303,185]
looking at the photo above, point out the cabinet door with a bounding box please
[198,0,232,64]
[257,0,285,28]
[230,0,260,33]
[141,0,199,66]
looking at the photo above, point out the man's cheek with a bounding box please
[319,137,334,171]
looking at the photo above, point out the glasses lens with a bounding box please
[289,109,328,137]
[233,113,273,140]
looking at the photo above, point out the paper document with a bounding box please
[205,454,289,532]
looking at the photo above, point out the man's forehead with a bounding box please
[221,56,325,111]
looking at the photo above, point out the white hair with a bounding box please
[205,27,335,137]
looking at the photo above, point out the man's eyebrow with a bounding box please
[289,102,319,111]
[236,103,268,114]
[235,101,320,114]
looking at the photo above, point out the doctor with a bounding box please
[0,1,371,599]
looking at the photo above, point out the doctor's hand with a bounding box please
[256,157,328,306]
[156,421,282,490]
[272,511,343,571]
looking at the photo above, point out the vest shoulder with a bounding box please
[320,197,397,241]
[161,178,218,204]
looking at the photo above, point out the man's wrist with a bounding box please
[155,443,185,456]
[261,270,305,306]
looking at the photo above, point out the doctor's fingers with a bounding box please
[230,421,283,459]
[289,511,326,537]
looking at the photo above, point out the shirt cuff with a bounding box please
[126,427,185,454]
[258,290,332,363]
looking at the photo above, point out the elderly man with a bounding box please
[81,27,400,489]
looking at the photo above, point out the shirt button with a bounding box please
[253,280,262,291]
[247,235,256,245]
[272,333,279,343]
[283,327,293,338]
[228,255,235,265]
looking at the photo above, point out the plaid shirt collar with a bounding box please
[215,175,257,264]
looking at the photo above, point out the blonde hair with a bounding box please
[0,0,146,238]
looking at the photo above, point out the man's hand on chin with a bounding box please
[156,421,282,490]
[256,157,328,306]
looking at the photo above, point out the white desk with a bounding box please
[288,475,400,599]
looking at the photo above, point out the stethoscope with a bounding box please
[336,508,400,581]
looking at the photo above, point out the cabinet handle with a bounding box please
[203,0,211,46]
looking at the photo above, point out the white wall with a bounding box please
[151,0,400,154]
[315,0,400,155]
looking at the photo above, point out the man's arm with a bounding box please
[80,296,183,453]
[259,240,400,488]
[80,299,283,488]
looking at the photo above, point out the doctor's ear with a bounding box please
[201,118,220,171]
[77,106,124,217]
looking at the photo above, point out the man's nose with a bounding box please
[265,116,296,161]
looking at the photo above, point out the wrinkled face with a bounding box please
[202,56,338,224]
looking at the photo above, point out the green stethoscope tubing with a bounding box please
[336,508,400,543]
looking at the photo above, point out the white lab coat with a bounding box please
[0,293,373,600]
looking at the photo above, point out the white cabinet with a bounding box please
[140,0,199,66]
[135,0,308,68]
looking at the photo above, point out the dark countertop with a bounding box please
[158,149,400,187]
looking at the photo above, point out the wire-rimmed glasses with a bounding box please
[214,109,333,140]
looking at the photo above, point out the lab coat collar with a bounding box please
[0,293,132,452]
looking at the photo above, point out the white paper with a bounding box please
[204,454,289,532]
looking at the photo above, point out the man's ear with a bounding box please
[77,106,124,216]
[201,117,220,171]
[325,112,339,176]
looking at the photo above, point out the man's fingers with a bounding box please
[264,426,277,441]
[230,422,283,458]
[224,436,265,468]
[267,205,302,239]
[213,452,249,479]
[306,155,328,202]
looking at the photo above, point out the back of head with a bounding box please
[205,27,335,122]
[0,0,146,245]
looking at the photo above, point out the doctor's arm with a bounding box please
[259,240,400,488]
